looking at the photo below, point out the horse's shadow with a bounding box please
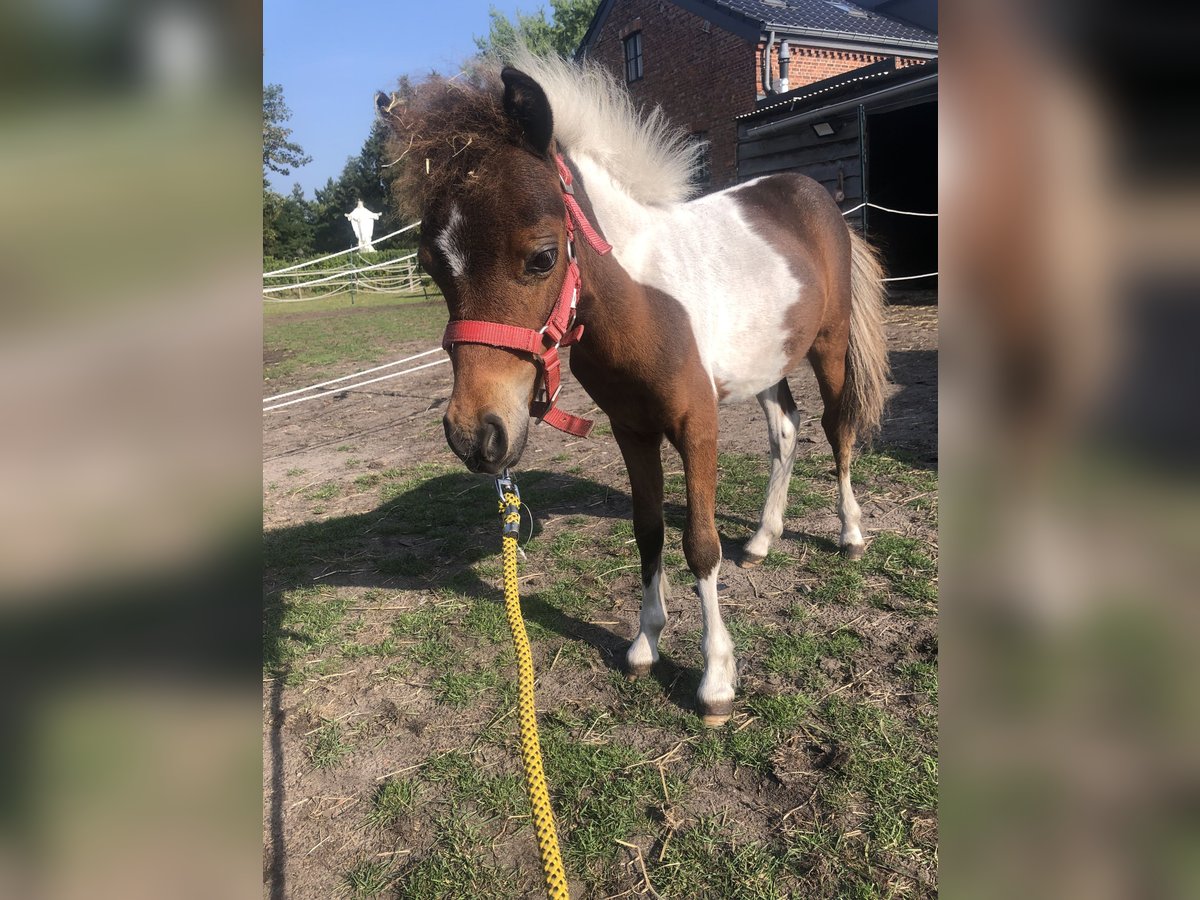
[267,471,719,687]
[266,472,625,680]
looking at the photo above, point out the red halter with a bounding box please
[441,154,612,438]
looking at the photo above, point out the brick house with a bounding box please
[576,0,937,191]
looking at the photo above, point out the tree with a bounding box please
[263,84,314,258]
[263,83,311,178]
[265,184,317,260]
[475,0,600,59]
[309,119,404,253]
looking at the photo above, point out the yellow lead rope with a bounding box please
[497,477,570,900]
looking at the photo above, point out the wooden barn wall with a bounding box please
[736,110,864,229]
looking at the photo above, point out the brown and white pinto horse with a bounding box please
[377,55,889,726]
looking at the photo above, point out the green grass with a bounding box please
[539,721,687,879]
[366,778,417,828]
[810,568,867,605]
[662,818,794,900]
[341,859,396,899]
[461,599,508,644]
[395,817,523,900]
[304,482,339,502]
[434,669,499,707]
[307,720,351,770]
[815,697,938,853]
[420,751,530,818]
[264,586,351,678]
[263,291,448,382]
[864,532,938,604]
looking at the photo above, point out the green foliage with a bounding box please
[475,0,601,59]
[264,182,316,260]
[263,83,311,178]
[309,119,402,253]
[264,113,413,259]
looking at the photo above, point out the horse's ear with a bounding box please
[501,67,554,157]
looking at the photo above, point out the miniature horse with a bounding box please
[377,55,888,726]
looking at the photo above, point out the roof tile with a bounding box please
[712,0,937,44]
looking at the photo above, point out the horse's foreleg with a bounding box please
[672,404,736,726]
[614,427,668,678]
[743,379,802,566]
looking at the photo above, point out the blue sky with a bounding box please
[264,0,533,196]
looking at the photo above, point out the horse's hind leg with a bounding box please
[809,332,866,559]
[742,379,803,567]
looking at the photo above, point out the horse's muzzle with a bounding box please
[444,412,520,475]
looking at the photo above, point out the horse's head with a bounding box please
[379,68,572,474]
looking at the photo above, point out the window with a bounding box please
[691,132,711,187]
[623,32,643,83]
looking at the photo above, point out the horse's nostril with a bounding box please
[479,413,508,466]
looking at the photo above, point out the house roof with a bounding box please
[577,0,938,57]
[714,0,937,46]
[736,56,937,123]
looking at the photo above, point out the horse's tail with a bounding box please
[843,228,890,440]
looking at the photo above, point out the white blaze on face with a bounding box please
[435,203,468,278]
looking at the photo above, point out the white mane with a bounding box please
[508,50,701,207]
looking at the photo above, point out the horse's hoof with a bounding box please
[700,701,733,728]
[740,553,765,569]
[840,543,866,561]
[626,662,652,680]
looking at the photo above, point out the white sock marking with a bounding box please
[838,470,864,548]
[627,566,669,670]
[745,384,802,559]
[696,562,736,708]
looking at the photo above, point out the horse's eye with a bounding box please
[526,248,558,275]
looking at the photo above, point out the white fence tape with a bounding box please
[263,357,450,412]
[880,272,938,282]
[262,252,418,294]
[841,202,938,218]
[264,348,445,404]
[263,221,422,277]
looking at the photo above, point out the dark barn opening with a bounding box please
[735,60,938,298]
[865,101,938,288]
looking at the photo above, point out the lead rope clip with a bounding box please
[495,469,521,538]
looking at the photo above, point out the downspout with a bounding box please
[778,40,791,93]
[761,30,775,97]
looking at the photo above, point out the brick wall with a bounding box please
[581,0,756,191]
[756,44,928,94]
[581,1,933,189]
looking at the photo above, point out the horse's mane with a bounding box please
[508,50,700,206]
[381,52,699,217]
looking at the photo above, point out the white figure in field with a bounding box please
[346,200,381,252]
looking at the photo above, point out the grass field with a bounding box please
[263,293,938,898]
[264,291,447,383]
